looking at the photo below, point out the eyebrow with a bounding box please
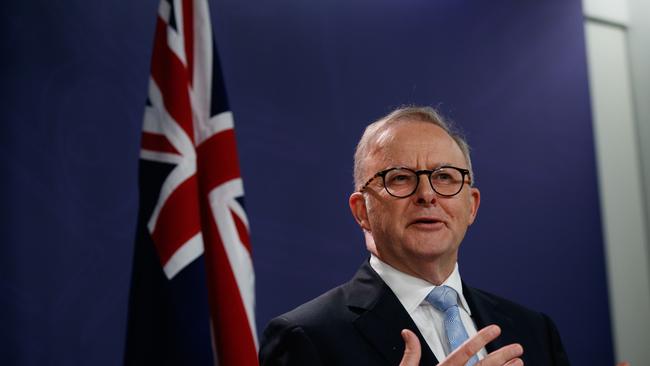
[387,162,456,170]
[434,162,455,169]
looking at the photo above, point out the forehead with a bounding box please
[368,121,466,168]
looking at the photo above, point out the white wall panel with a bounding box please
[583,0,629,25]
[584,21,650,365]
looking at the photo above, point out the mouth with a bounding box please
[409,217,446,229]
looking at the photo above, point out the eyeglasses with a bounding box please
[360,166,471,198]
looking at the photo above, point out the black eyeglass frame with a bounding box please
[359,165,472,198]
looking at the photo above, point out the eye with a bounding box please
[385,170,416,186]
[431,169,460,184]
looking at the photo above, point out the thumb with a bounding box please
[399,329,422,366]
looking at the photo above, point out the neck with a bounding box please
[371,252,456,285]
[364,232,457,285]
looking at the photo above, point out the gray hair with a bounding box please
[353,106,474,190]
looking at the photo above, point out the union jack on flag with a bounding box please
[125,0,258,365]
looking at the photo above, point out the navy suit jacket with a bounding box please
[260,260,570,366]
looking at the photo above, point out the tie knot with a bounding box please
[426,285,459,312]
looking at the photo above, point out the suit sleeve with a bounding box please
[542,313,571,366]
[259,317,324,366]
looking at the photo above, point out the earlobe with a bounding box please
[349,192,371,231]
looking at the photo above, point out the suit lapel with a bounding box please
[346,261,438,366]
[463,283,518,354]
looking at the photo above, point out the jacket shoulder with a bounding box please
[260,263,391,366]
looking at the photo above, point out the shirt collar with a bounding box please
[369,254,471,315]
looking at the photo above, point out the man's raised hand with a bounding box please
[399,325,523,366]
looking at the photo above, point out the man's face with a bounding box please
[350,121,480,279]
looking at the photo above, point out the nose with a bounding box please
[413,174,437,205]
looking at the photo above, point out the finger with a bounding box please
[477,343,523,366]
[440,325,501,365]
[503,358,523,366]
[616,362,629,366]
[398,329,422,366]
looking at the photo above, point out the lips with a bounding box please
[409,217,446,227]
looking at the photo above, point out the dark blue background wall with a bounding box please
[1,0,613,364]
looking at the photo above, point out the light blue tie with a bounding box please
[426,285,478,366]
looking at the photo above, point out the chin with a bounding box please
[407,242,455,260]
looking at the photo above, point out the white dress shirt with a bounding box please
[369,255,488,362]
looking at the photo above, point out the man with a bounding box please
[259,106,567,365]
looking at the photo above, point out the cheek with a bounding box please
[369,202,402,231]
[443,201,473,225]
[365,202,385,230]
[454,193,474,216]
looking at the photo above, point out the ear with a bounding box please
[349,192,371,231]
[467,187,481,225]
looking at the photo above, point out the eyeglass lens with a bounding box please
[383,168,465,197]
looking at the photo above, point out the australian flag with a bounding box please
[124,0,258,364]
